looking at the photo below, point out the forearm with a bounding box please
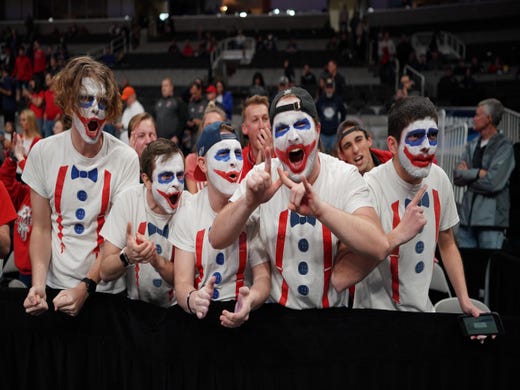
[151,254,174,285]
[248,265,270,310]
[0,226,10,257]
[331,248,379,292]
[317,204,389,261]
[29,226,52,288]
[99,251,126,282]
[176,281,196,313]
[209,197,254,249]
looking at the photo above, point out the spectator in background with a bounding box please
[17,109,42,174]
[52,118,65,135]
[118,86,145,143]
[396,34,413,74]
[300,64,318,99]
[0,66,17,126]
[22,76,45,132]
[271,76,289,101]
[454,98,515,250]
[335,120,392,175]
[283,58,296,86]
[394,74,414,101]
[128,112,158,158]
[185,80,209,155]
[182,40,194,57]
[264,33,277,52]
[249,72,268,97]
[316,78,347,155]
[12,45,33,103]
[0,181,16,259]
[154,77,188,145]
[240,95,272,181]
[215,79,233,121]
[323,59,347,100]
[285,39,298,54]
[32,39,46,87]
[43,72,62,138]
[377,31,396,85]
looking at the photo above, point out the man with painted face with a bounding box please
[342,96,481,314]
[171,121,270,327]
[22,56,140,317]
[99,138,188,308]
[208,87,418,310]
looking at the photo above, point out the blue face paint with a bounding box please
[214,148,243,162]
[274,118,312,138]
[405,128,438,147]
[78,95,108,110]
[158,170,185,185]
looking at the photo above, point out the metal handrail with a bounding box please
[403,64,425,96]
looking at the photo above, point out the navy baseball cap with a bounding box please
[269,86,318,123]
[194,121,240,181]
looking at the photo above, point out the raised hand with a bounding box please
[278,168,322,217]
[245,147,282,209]
[398,184,428,244]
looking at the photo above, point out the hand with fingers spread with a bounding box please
[124,222,157,265]
[278,167,322,217]
[189,276,216,319]
[220,286,252,328]
[245,147,282,209]
[23,285,48,315]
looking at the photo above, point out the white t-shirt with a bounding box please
[353,160,459,312]
[22,131,140,292]
[231,153,373,309]
[101,185,189,307]
[171,187,267,302]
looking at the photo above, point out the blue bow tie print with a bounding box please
[405,191,429,208]
[71,165,98,183]
[148,222,169,239]
[290,211,316,227]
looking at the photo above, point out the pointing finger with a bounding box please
[411,184,428,206]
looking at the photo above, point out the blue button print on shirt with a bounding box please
[77,190,87,201]
[415,261,424,273]
[298,239,309,252]
[216,252,224,265]
[213,272,222,284]
[75,208,85,220]
[74,223,84,234]
[298,285,309,295]
[415,241,424,254]
[298,261,308,275]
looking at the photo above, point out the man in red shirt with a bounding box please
[12,45,33,103]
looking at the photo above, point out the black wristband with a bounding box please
[187,289,197,314]
[81,277,97,295]
[120,248,131,267]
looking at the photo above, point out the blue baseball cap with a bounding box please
[194,121,240,181]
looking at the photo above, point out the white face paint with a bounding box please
[205,138,243,196]
[72,77,108,144]
[397,118,438,179]
[151,154,185,215]
[272,97,318,182]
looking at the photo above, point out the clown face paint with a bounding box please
[272,98,318,182]
[72,77,108,144]
[205,138,243,196]
[151,153,185,215]
[397,118,438,179]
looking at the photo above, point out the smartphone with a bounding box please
[458,312,505,337]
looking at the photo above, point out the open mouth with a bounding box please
[158,189,181,209]
[87,120,99,132]
[215,170,241,183]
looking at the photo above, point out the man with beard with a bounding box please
[209,88,422,309]
[172,121,270,326]
[338,96,481,314]
[99,139,188,308]
[22,56,140,317]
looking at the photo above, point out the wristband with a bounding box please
[81,277,97,295]
[119,248,131,267]
[187,289,197,314]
